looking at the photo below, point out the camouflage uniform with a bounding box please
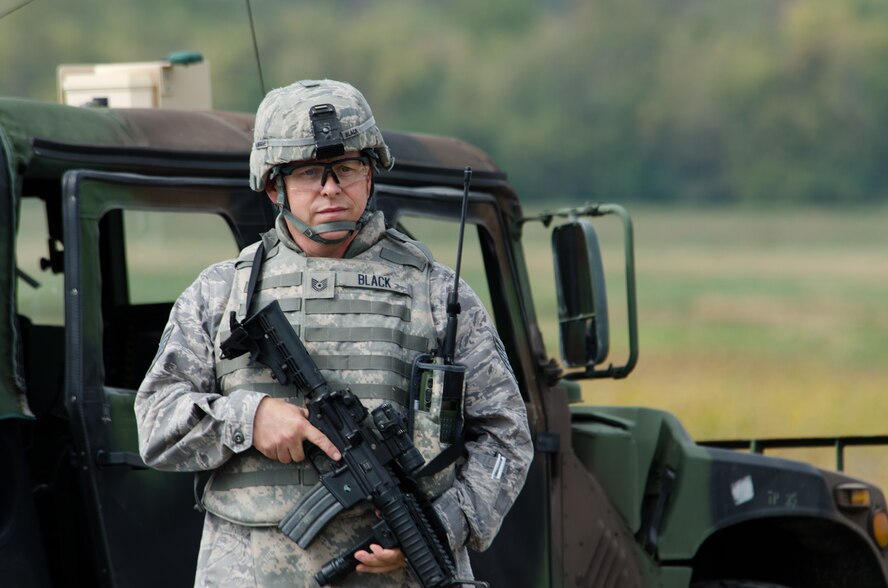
[136,211,533,586]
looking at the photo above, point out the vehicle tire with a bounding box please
[691,582,792,588]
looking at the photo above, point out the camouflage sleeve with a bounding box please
[134,261,267,471]
[428,263,533,552]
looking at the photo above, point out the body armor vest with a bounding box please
[201,223,454,526]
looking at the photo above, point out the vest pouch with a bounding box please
[410,357,463,496]
[201,450,319,526]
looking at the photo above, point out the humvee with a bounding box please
[3,96,888,588]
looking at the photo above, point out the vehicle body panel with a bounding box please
[573,405,888,586]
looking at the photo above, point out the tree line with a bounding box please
[2,0,887,206]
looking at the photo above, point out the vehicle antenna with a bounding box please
[0,0,36,20]
[442,166,472,364]
[245,0,266,96]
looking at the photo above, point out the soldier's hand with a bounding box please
[252,397,341,464]
[354,544,408,575]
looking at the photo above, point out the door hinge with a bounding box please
[534,432,560,454]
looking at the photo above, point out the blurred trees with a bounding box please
[1,0,887,205]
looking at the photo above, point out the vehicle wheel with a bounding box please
[691,581,792,588]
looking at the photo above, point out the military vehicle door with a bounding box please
[375,185,549,587]
[61,169,272,587]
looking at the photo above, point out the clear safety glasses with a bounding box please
[278,156,370,189]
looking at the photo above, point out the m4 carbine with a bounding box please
[220,300,485,588]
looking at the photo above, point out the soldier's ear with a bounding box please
[265,179,278,203]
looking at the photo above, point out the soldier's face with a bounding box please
[267,150,373,253]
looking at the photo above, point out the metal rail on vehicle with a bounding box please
[701,435,888,472]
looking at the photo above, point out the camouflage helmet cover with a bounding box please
[249,79,394,192]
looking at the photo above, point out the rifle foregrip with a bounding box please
[378,490,447,588]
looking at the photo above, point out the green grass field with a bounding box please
[414,204,888,488]
[572,206,887,434]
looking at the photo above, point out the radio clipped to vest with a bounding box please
[410,357,464,445]
[408,167,472,465]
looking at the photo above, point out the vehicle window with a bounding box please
[394,215,492,316]
[122,210,239,304]
[101,209,239,391]
[16,198,64,326]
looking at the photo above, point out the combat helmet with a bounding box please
[250,79,394,244]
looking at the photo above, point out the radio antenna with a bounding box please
[0,0,36,20]
[442,167,472,364]
[245,0,266,96]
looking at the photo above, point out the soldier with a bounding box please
[135,79,533,587]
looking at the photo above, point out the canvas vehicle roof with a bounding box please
[0,97,507,180]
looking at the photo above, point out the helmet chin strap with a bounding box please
[275,175,367,245]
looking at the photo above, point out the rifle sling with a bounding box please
[415,438,466,480]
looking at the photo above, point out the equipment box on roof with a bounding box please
[57,52,212,109]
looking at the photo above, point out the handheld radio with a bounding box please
[408,167,473,446]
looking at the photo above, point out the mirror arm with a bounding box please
[563,203,639,380]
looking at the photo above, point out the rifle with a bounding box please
[220,299,487,587]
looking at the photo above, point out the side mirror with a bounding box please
[552,220,610,367]
[549,204,638,379]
